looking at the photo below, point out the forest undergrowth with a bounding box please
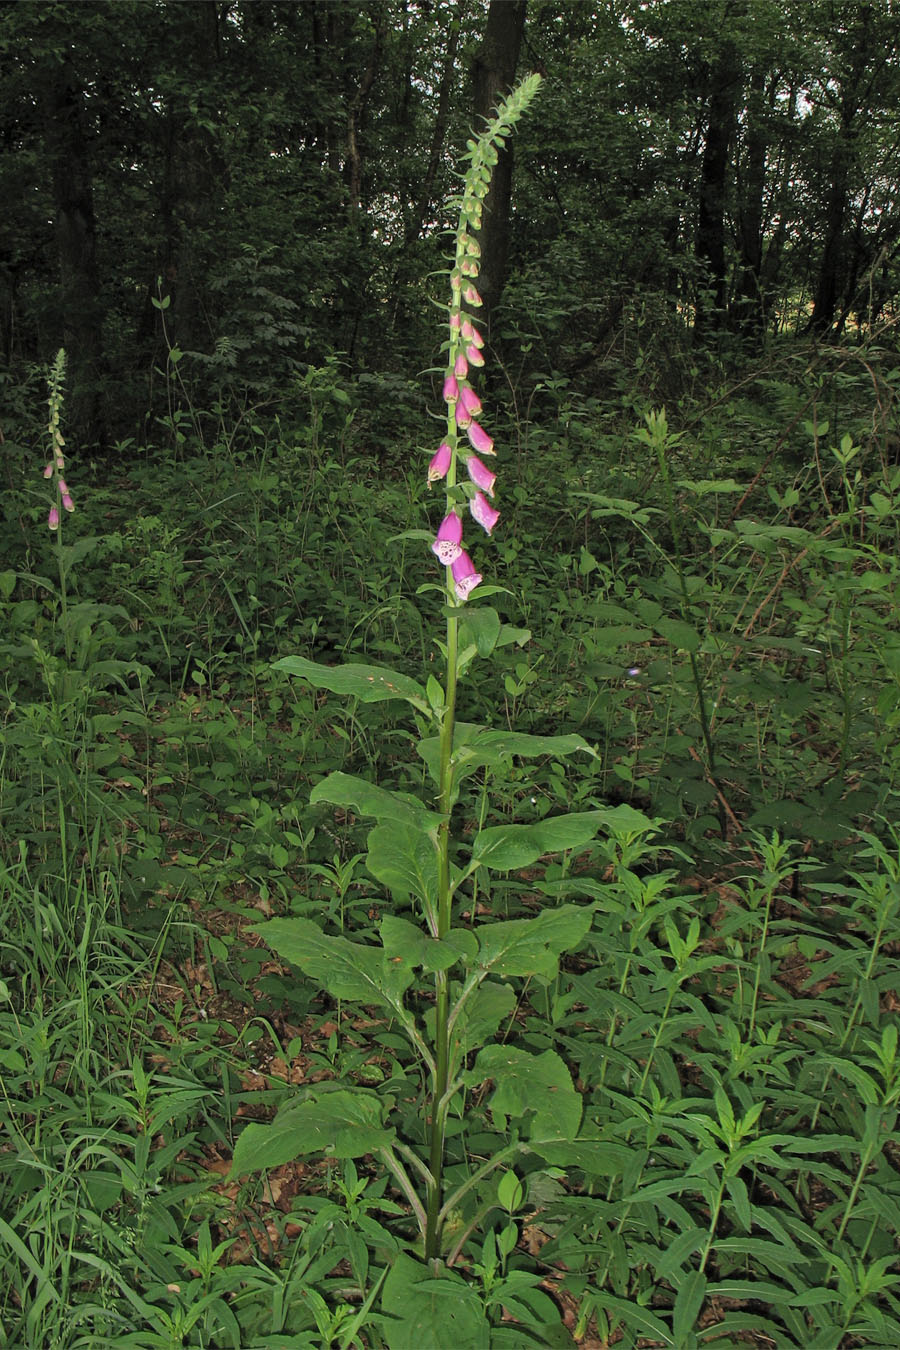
[1,332,900,1348]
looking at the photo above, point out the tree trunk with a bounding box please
[693,35,741,346]
[470,0,527,334]
[732,67,767,342]
[43,53,105,449]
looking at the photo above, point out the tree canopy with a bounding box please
[2,0,899,448]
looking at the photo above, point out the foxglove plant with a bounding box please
[42,350,77,656]
[232,75,606,1336]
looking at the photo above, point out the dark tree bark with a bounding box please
[160,2,229,357]
[403,0,464,250]
[732,66,768,341]
[470,0,527,333]
[808,4,885,336]
[693,34,741,345]
[346,5,386,218]
[43,52,105,449]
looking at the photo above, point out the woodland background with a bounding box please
[3,3,900,1348]
[3,0,900,450]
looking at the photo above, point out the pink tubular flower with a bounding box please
[461,319,484,348]
[48,506,60,531]
[458,384,482,418]
[467,420,494,456]
[466,344,485,368]
[455,401,472,431]
[443,374,459,402]
[43,462,53,479]
[449,311,461,330]
[451,550,482,602]
[428,442,452,483]
[466,454,496,496]
[432,511,463,564]
[62,492,75,512]
[470,490,500,535]
[464,285,482,307]
[454,352,468,378]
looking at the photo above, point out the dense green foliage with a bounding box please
[2,2,900,1347]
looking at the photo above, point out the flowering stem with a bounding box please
[425,369,462,1266]
[422,72,541,1264]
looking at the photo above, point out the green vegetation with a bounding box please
[2,2,900,1346]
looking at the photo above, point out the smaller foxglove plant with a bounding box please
[43,350,73,532]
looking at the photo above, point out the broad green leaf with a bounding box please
[450,980,516,1059]
[471,811,604,870]
[475,906,593,979]
[381,915,477,973]
[255,917,408,1008]
[470,728,598,760]
[366,822,439,910]
[382,1253,487,1349]
[418,722,594,794]
[654,617,701,652]
[273,656,429,712]
[458,605,501,656]
[465,1045,582,1141]
[230,1089,393,1175]
[530,1139,633,1175]
[310,771,442,832]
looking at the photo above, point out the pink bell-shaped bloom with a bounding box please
[461,319,484,348]
[58,479,68,495]
[470,490,500,535]
[463,285,482,307]
[466,454,496,496]
[455,401,472,431]
[432,511,463,564]
[451,550,482,602]
[449,311,461,330]
[454,352,468,379]
[428,442,452,483]
[48,506,60,531]
[443,374,459,402]
[62,492,75,512]
[467,420,494,456]
[459,384,482,418]
[466,344,485,368]
[43,462,53,479]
